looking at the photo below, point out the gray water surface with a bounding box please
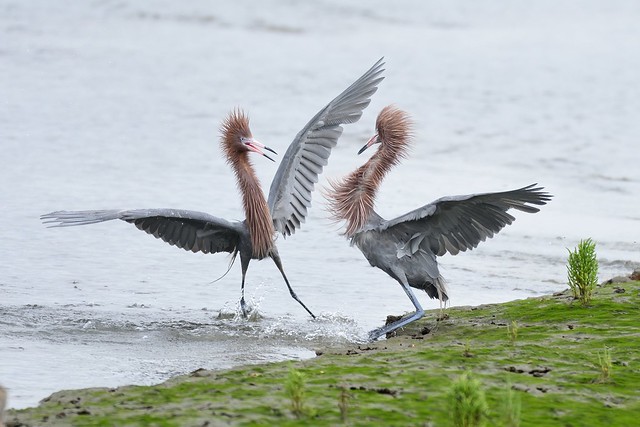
[2,0,639,409]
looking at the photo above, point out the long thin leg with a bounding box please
[271,253,316,319]
[368,276,425,341]
[239,254,251,318]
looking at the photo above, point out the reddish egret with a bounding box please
[41,58,385,318]
[326,105,552,340]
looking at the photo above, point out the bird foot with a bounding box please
[368,330,382,341]
[368,309,425,341]
[240,298,252,319]
[368,326,391,341]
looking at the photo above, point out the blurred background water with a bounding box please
[1,0,638,409]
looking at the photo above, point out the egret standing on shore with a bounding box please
[42,59,385,318]
[326,105,552,340]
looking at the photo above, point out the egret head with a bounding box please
[221,109,277,162]
[357,105,412,157]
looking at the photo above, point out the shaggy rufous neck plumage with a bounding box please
[326,106,412,237]
[221,110,275,258]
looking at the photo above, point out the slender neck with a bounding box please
[328,143,398,237]
[230,153,274,258]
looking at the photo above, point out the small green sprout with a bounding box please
[596,346,613,383]
[284,367,306,418]
[449,371,489,427]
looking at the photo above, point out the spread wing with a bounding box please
[377,184,552,257]
[41,209,243,255]
[268,58,385,237]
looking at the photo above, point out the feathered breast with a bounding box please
[235,160,275,259]
[326,164,376,237]
[326,105,413,238]
[219,109,275,259]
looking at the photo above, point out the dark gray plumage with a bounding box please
[41,58,385,318]
[326,106,552,340]
[45,209,241,254]
[352,184,551,301]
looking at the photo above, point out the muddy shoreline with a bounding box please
[5,272,640,426]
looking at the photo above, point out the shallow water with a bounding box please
[1,0,639,409]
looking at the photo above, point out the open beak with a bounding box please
[357,134,379,155]
[245,138,277,162]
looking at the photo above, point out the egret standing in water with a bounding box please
[41,59,385,318]
[326,105,552,340]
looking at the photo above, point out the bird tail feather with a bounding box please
[426,277,449,303]
[209,248,239,284]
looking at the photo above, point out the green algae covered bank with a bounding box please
[7,278,640,426]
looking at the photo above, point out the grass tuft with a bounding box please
[463,340,473,358]
[567,238,599,305]
[595,346,613,384]
[500,381,521,427]
[338,385,351,423]
[449,371,489,427]
[284,366,306,418]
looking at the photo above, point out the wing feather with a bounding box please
[41,208,242,255]
[377,184,552,257]
[297,166,318,186]
[268,58,385,237]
